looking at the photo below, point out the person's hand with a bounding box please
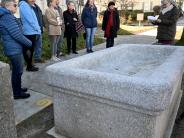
[58,22,62,26]
[73,18,77,21]
[156,19,161,23]
[26,50,31,58]
[58,21,62,26]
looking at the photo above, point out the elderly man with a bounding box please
[152,0,179,45]
[0,0,32,99]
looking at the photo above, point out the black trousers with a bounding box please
[106,37,114,48]
[23,35,37,69]
[66,36,76,53]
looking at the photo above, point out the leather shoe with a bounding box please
[73,51,78,54]
[21,87,28,93]
[26,66,39,72]
[90,49,94,53]
[14,93,30,99]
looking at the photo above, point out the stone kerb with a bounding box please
[0,62,17,138]
[46,44,184,138]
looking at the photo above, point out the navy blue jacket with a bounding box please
[0,7,32,56]
[81,6,97,28]
[32,4,44,33]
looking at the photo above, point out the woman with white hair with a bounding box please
[152,0,180,45]
[0,0,32,99]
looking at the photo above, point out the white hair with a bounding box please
[1,0,15,7]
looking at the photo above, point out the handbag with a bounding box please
[75,21,84,33]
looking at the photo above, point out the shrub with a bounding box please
[0,31,105,63]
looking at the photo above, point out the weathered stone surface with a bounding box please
[0,62,17,138]
[46,44,184,138]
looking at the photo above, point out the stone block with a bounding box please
[46,44,184,138]
[0,62,17,138]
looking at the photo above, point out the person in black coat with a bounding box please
[151,0,179,45]
[102,1,120,48]
[63,1,78,54]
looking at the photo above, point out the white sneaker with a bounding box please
[55,57,61,61]
[51,56,57,61]
[51,56,61,61]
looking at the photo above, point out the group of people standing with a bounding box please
[0,0,46,99]
[0,0,120,99]
[0,0,181,101]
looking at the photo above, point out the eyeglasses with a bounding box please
[13,4,17,7]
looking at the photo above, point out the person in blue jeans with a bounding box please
[34,34,43,62]
[0,0,32,99]
[32,3,44,63]
[81,0,97,53]
[56,0,64,57]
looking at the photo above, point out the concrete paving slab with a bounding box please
[14,90,52,125]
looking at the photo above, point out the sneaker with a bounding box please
[14,93,30,99]
[34,58,45,63]
[51,56,60,61]
[57,52,63,57]
[55,57,61,61]
[73,51,78,54]
[21,87,28,93]
[26,66,39,72]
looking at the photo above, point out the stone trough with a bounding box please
[0,62,17,138]
[46,44,184,138]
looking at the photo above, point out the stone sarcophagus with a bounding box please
[46,44,184,138]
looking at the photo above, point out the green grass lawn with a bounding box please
[117,28,133,35]
[176,33,184,46]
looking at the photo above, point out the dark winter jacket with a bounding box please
[81,6,97,28]
[63,10,78,38]
[0,7,32,56]
[102,8,120,38]
[154,6,179,41]
[32,4,44,33]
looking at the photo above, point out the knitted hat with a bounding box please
[108,1,115,7]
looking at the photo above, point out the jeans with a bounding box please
[34,34,42,60]
[85,27,97,50]
[57,33,64,56]
[50,35,61,57]
[8,54,24,96]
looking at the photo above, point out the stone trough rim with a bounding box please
[46,44,184,113]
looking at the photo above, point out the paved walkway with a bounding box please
[15,29,184,138]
